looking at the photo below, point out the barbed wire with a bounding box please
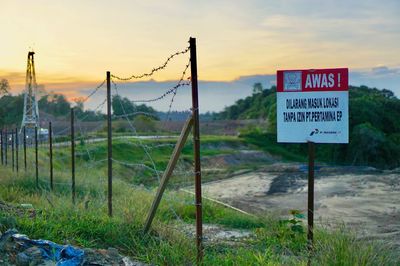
[76,98,107,122]
[52,97,106,138]
[77,121,96,162]
[111,80,193,223]
[110,46,190,81]
[81,79,106,103]
[112,79,196,222]
[75,121,105,140]
[112,111,159,119]
[131,81,191,103]
[111,61,190,106]
[112,159,162,173]
[46,79,107,117]
[111,82,161,181]
[2,42,197,228]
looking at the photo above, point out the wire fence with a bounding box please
[0,38,206,262]
[1,40,397,264]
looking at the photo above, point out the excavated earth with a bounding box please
[201,163,400,250]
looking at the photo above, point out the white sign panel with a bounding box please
[276,68,349,143]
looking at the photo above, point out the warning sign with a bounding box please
[276,68,349,143]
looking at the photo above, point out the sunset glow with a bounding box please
[0,0,399,101]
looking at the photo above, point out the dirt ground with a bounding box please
[201,163,400,249]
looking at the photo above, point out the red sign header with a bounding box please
[277,68,348,92]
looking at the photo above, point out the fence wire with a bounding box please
[0,43,203,243]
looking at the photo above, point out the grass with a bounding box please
[35,135,254,187]
[239,131,308,162]
[0,136,398,265]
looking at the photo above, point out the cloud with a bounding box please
[350,66,400,92]
[0,70,26,86]
[371,66,399,76]
[0,69,100,99]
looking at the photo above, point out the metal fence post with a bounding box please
[15,128,18,173]
[49,122,53,191]
[23,126,27,171]
[190,37,203,264]
[11,130,14,171]
[35,126,38,188]
[106,71,113,217]
[71,108,76,204]
[5,130,8,166]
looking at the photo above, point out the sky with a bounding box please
[0,0,399,112]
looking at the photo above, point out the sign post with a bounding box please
[276,68,349,251]
[307,141,314,251]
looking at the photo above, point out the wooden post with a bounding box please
[107,71,113,217]
[307,141,315,251]
[190,37,203,263]
[15,128,18,173]
[11,129,14,171]
[49,122,54,191]
[35,126,38,188]
[71,108,76,204]
[23,126,27,171]
[144,116,194,233]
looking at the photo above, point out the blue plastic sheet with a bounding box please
[12,233,84,266]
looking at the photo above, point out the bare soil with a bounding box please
[201,163,400,249]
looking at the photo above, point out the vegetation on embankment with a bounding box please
[49,135,249,186]
[0,164,398,265]
[215,84,400,169]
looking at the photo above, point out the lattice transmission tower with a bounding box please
[21,51,40,134]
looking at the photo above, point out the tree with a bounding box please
[72,97,85,117]
[39,93,70,116]
[0,79,10,96]
[72,97,85,111]
[252,82,263,94]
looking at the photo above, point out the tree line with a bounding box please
[0,83,159,128]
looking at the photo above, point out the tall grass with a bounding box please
[0,138,398,265]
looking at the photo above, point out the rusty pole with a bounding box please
[15,128,18,173]
[35,127,38,188]
[49,122,54,191]
[106,71,113,217]
[11,129,14,171]
[307,141,315,251]
[23,126,27,171]
[5,130,8,166]
[71,108,76,204]
[190,37,203,264]
[5,130,7,166]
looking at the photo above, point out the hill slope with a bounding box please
[214,84,400,169]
